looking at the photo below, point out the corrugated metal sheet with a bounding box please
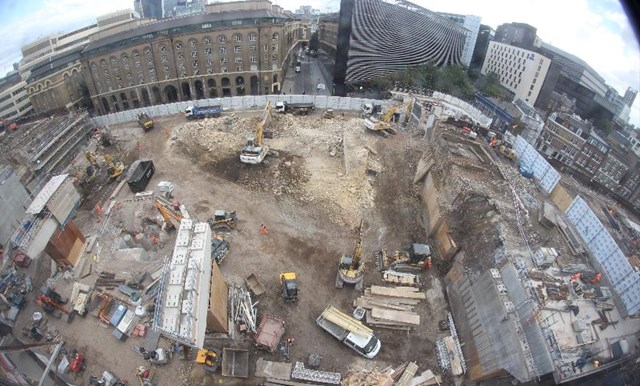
[26,174,68,214]
[48,179,81,226]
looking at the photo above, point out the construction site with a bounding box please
[0,91,639,386]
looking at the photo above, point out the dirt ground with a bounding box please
[13,108,452,385]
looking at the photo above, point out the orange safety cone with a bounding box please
[260,224,269,235]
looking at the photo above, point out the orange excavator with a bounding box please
[36,294,75,323]
[154,198,183,230]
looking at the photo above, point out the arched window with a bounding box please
[272,32,279,40]
[233,33,242,43]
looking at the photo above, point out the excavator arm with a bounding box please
[351,220,364,269]
[255,101,272,146]
[154,199,183,229]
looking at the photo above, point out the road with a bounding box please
[283,51,333,96]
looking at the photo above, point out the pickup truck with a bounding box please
[137,113,154,131]
[274,101,315,115]
[316,305,381,358]
[185,105,222,120]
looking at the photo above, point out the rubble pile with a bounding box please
[173,116,254,162]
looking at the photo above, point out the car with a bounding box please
[295,65,301,73]
[316,83,326,91]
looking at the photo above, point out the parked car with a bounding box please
[316,83,326,92]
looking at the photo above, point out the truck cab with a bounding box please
[344,332,381,359]
[316,305,381,359]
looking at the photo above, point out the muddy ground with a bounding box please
[14,109,451,386]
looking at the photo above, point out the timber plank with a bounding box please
[371,308,420,325]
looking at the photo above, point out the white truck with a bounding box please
[316,305,381,358]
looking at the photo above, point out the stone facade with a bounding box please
[81,2,305,115]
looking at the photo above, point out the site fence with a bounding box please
[91,95,379,127]
[431,91,492,129]
[514,135,560,194]
[565,196,640,315]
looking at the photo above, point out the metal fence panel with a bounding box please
[514,135,559,193]
[566,196,640,315]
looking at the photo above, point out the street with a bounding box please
[283,51,333,96]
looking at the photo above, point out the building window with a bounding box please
[272,54,278,61]
[236,66,243,72]
[233,33,242,42]
[175,42,183,49]
[234,46,241,53]
[221,67,228,73]
[235,57,242,63]
[203,37,211,45]
[249,45,256,52]
[178,52,185,60]
[159,46,166,53]
[249,33,257,41]
[190,40,197,48]
[206,59,213,67]
[205,48,212,56]
[191,51,198,57]
[193,60,199,67]
[220,57,228,64]
[250,56,257,63]
[219,47,226,54]
[161,55,168,63]
[202,23,212,29]
[218,35,227,43]
[272,44,278,51]
[232,20,242,26]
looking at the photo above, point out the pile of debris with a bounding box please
[354,286,426,331]
[0,268,33,324]
[342,362,441,386]
[172,116,253,162]
[229,283,257,333]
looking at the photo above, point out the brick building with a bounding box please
[81,0,305,115]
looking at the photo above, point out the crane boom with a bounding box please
[352,220,364,267]
[255,101,271,146]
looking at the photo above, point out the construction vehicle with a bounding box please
[89,371,124,386]
[274,101,315,115]
[207,210,237,231]
[322,109,335,119]
[362,103,382,117]
[364,117,395,137]
[278,272,298,303]
[498,144,516,161]
[154,198,183,230]
[336,220,365,291]
[71,282,92,317]
[185,105,222,120]
[316,305,381,359]
[195,348,222,373]
[137,113,154,131]
[211,233,230,264]
[136,366,154,386]
[375,243,432,271]
[240,101,272,164]
[84,151,124,180]
[69,352,86,373]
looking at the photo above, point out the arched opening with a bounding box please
[164,85,178,102]
[194,80,205,99]
[235,76,245,96]
[131,91,140,108]
[221,77,231,97]
[207,78,217,97]
[142,88,151,106]
[122,101,130,110]
[152,87,162,104]
[120,92,128,102]
[181,82,191,100]
[101,97,110,113]
[273,84,279,93]
[250,76,259,95]
[273,74,278,83]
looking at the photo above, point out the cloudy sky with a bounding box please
[1,0,638,125]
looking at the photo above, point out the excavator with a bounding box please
[279,272,298,303]
[207,210,237,231]
[336,220,365,291]
[85,151,125,180]
[154,198,183,230]
[240,101,272,164]
[363,99,414,137]
[195,348,222,373]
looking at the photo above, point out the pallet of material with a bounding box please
[354,297,414,312]
[363,289,421,305]
[371,308,420,325]
[369,285,426,299]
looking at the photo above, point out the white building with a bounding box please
[437,13,481,68]
[156,219,212,348]
[0,71,32,121]
[481,41,551,105]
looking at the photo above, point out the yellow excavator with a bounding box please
[196,348,222,374]
[84,151,124,179]
[154,198,183,230]
[240,101,272,164]
[336,220,365,291]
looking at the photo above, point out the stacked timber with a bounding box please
[354,286,425,330]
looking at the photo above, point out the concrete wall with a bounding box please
[207,262,228,333]
[0,171,30,248]
[420,171,459,260]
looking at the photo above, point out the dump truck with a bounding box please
[274,101,315,115]
[185,105,222,120]
[137,113,154,131]
[316,305,381,358]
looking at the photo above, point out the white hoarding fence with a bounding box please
[566,196,640,315]
[514,135,560,194]
[91,95,379,127]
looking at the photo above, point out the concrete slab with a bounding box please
[255,358,292,380]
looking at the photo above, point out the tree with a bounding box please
[436,65,474,100]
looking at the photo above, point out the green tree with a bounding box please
[436,65,474,99]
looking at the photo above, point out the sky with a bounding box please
[1,0,638,126]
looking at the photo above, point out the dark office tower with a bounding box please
[494,22,537,50]
[332,0,467,96]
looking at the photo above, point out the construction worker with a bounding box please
[260,224,269,235]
